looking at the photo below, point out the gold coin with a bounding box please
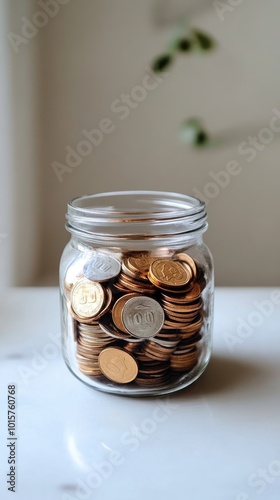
[179,314,203,331]
[148,259,191,289]
[170,345,199,372]
[98,347,138,384]
[112,293,138,333]
[92,286,113,320]
[161,299,202,315]
[71,279,105,319]
[175,253,197,280]
[117,274,156,293]
[161,282,202,303]
[125,253,156,278]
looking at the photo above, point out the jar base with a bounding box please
[63,351,211,397]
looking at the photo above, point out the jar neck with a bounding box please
[66,191,208,249]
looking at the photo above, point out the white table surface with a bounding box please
[0,287,280,500]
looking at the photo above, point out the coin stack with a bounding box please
[65,250,206,387]
[76,323,115,378]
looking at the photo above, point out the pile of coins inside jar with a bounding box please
[64,250,206,387]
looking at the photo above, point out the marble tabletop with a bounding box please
[0,287,280,500]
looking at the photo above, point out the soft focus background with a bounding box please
[1,0,280,287]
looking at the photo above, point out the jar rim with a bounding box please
[66,191,207,245]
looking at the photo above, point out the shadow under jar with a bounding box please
[60,191,214,396]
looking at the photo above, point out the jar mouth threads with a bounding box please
[66,191,207,245]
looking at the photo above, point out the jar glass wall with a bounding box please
[59,191,214,396]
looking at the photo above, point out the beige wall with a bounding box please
[6,0,280,285]
[1,0,41,286]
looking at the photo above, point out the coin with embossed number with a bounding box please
[83,252,121,282]
[125,253,156,279]
[122,296,164,338]
[71,279,105,319]
[98,347,138,383]
[148,259,191,289]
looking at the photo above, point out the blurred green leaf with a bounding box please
[195,130,208,145]
[177,38,192,52]
[193,30,215,51]
[152,54,173,72]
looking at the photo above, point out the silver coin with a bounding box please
[122,296,165,339]
[83,252,121,282]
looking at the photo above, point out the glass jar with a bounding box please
[60,191,214,396]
